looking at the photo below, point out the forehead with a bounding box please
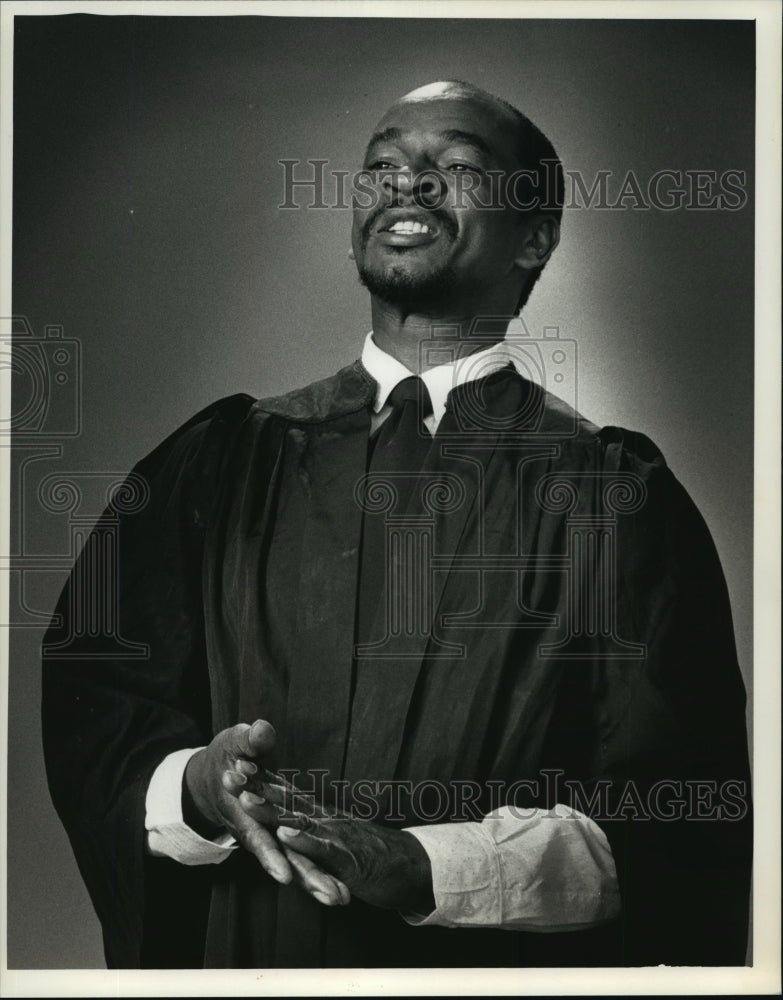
[367,95,520,165]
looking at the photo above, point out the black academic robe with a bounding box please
[42,360,751,969]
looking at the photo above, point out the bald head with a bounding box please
[375,80,564,220]
[397,80,499,105]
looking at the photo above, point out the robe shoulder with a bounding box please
[134,392,257,488]
[100,392,259,548]
[126,364,372,524]
[251,360,375,423]
[524,380,670,480]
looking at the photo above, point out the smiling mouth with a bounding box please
[373,213,444,248]
[383,220,434,235]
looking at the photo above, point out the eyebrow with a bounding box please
[364,127,403,157]
[440,129,493,158]
[364,127,493,160]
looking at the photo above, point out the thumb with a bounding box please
[237,719,276,759]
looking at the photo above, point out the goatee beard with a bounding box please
[358,260,459,311]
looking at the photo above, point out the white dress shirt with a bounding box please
[145,332,621,931]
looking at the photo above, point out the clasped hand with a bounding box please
[184,719,434,913]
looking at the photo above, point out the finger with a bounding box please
[283,847,350,907]
[222,769,248,798]
[237,789,285,827]
[223,763,269,800]
[261,781,319,816]
[230,809,292,885]
[260,766,289,785]
[275,810,316,830]
[261,776,349,820]
[233,758,257,777]
[223,765,274,800]
[276,823,351,882]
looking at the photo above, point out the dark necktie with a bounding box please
[355,376,434,649]
[369,375,433,488]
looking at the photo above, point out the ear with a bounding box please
[514,216,560,271]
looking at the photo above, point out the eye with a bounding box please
[446,162,482,174]
[367,160,398,171]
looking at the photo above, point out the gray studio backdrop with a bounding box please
[9,15,754,968]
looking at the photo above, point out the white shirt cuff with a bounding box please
[144,747,237,866]
[403,804,621,932]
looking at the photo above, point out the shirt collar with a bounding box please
[361,331,513,429]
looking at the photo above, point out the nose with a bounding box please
[380,167,414,204]
[380,168,447,208]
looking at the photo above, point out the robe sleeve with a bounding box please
[546,426,752,965]
[41,393,255,968]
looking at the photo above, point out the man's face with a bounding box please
[351,93,529,312]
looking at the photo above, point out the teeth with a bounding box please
[388,220,431,234]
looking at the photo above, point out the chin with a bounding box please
[358,261,459,310]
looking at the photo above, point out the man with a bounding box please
[42,81,751,969]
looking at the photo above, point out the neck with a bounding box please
[369,298,513,374]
